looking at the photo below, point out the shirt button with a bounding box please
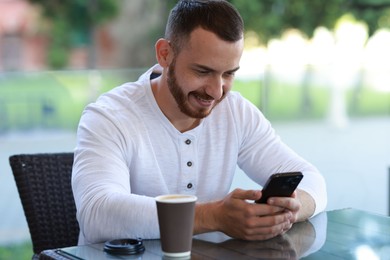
[185,139,191,145]
[187,161,192,167]
[187,183,193,189]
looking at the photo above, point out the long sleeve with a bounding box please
[72,104,161,244]
[234,96,327,216]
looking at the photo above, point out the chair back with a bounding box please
[9,153,79,256]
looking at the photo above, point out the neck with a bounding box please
[151,77,201,133]
[174,118,201,133]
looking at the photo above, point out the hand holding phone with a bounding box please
[255,172,303,204]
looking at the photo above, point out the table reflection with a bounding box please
[306,209,390,260]
[192,212,327,259]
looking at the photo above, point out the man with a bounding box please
[72,0,327,245]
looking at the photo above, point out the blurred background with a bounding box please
[0,0,389,258]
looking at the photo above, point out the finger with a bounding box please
[242,220,292,241]
[243,210,292,232]
[231,188,262,201]
[268,197,299,212]
[252,202,286,217]
[282,222,293,233]
[291,191,297,198]
[259,211,292,227]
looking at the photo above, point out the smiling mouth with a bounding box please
[193,93,214,106]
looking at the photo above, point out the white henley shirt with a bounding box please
[72,65,327,244]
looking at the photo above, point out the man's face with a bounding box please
[166,28,244,119]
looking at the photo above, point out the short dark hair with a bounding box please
[165,0,244,53]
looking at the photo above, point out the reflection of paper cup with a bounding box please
[156,194,197,258]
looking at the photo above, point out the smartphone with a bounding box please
[255,172,303,204]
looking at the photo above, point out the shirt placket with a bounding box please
[179,135,197,194]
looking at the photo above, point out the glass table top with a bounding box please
[47,208,390,260]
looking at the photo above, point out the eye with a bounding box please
[196,69,210,75]
[224,71,236,78]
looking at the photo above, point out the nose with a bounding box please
[205,75,224,100]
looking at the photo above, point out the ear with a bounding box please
[155,38,173,68]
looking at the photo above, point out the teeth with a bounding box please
[195,95,212,103]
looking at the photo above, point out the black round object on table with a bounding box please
[104,238,145,255]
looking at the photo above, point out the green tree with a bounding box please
[229,0,390,43]
[29,0,118,69]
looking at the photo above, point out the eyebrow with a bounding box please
[192,64,240,74]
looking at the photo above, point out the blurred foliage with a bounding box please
[26,0,390,68]
[0,241,33,260]
[28,0,118,69]
[229,0,390,43]
[47,19,68,69]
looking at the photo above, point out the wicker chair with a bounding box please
[9,153,79,259]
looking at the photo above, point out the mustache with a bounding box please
[191,91,225,101]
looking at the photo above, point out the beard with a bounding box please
[167,59,226,119]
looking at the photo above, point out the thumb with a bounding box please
[231,188,261,201]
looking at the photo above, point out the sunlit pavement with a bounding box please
[1,117,389,245]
